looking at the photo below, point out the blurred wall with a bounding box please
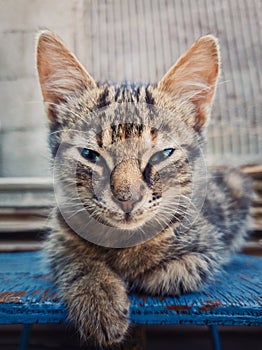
[0,0,261,177]
[0,0,82,176]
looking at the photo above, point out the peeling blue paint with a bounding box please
[0,252,261,326]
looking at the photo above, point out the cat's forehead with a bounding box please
[70,119,166,150]
[61,82,195,153]
[73,99,174,149]
[66,112,174,163]
[98,82,156,106]
[95,123,159,154]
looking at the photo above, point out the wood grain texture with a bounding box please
[0,252,261,326]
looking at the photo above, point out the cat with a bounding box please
[37,31,252,347]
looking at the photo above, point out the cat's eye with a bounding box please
[80,148,101,164]
[149,148,175,165]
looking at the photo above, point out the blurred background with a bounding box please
[0,0,261,349]
[0,0,261,177]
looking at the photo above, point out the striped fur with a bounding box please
[37,31,252,347]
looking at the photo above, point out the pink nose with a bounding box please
[120,200,134,213]
[110,159,145,212]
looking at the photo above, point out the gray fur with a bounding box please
[37,32,252,347]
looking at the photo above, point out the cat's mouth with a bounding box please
[89,193,154,229]
[124,212,132,222]
[98,209,147,230]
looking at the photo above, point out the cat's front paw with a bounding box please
[66,277,130,346]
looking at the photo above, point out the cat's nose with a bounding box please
[112,185,142,212]
[119,199,134,213]
[110,159,145,212]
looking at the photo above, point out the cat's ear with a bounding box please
[158,35,220,131]
[37,30,96,117]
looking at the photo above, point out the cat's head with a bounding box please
[37,31,220,245]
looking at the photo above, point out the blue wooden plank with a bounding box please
[0,252,261,326]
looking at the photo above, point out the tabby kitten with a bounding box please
[37,31,251,346]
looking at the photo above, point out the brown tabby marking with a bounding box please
[37,31,252,347]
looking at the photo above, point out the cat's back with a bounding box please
[203,168,253,251]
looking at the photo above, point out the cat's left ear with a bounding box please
[158,35,220,131]
[37,30,97,120]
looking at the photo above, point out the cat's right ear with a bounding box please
[37,31,97,120]
[158,35,220,131]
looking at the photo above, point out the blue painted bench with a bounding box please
[0,252,261,350]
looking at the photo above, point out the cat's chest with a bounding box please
[105,230,175,279]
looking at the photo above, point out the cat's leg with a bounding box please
[133,253,218,295]
[45,231,130,346]
[63,261,130,346]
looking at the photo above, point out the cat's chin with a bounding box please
[106,216,147,230]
